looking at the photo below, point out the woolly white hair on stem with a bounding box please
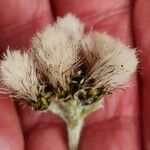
[0,50,39,100]
[32,15,83,90]
[82,32,138,89]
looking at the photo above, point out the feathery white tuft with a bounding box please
[82,32,138,89]
[0,50,39,100]
[32,24,81,90]
[55,13,84,42]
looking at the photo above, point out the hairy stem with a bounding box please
[48,99,103,150]
[67,119,83,150]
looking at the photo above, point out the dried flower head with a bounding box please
[32,15,83,90]
[81,32,138,91]
[0,50,51,110]
[55,13,84,42]
[0,14,138,108]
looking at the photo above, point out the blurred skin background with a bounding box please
[0,0,149,149]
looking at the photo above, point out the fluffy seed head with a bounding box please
[82,32,138,90]
[55,13,84,42]
[32,15,84,90]
[0,50,39,101]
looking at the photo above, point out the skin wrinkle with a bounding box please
[0,0,51,29]
[0,0,53,51]
[94,10,133,38]
[0,12,52,35]
[77,4,131,28]
[93,6,131,28]
[51,0,131,16]
[0,13,52,48]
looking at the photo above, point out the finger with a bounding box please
[133,0,150,149]
[51,0,141,149]
[80,118,139,150]
[0,98,24,150]
[25,123,67,150]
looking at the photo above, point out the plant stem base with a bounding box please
[48,99,103,150]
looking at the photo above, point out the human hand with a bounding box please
[0,0,148,149]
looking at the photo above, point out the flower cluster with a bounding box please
[0,14,137,111]
[0,14,138,150]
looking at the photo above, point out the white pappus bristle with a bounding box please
[55,13,84,42]
[32,15,84,90]
[0,50,39,100]
[82,32,138,89]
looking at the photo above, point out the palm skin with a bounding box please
[0,0,149,149]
